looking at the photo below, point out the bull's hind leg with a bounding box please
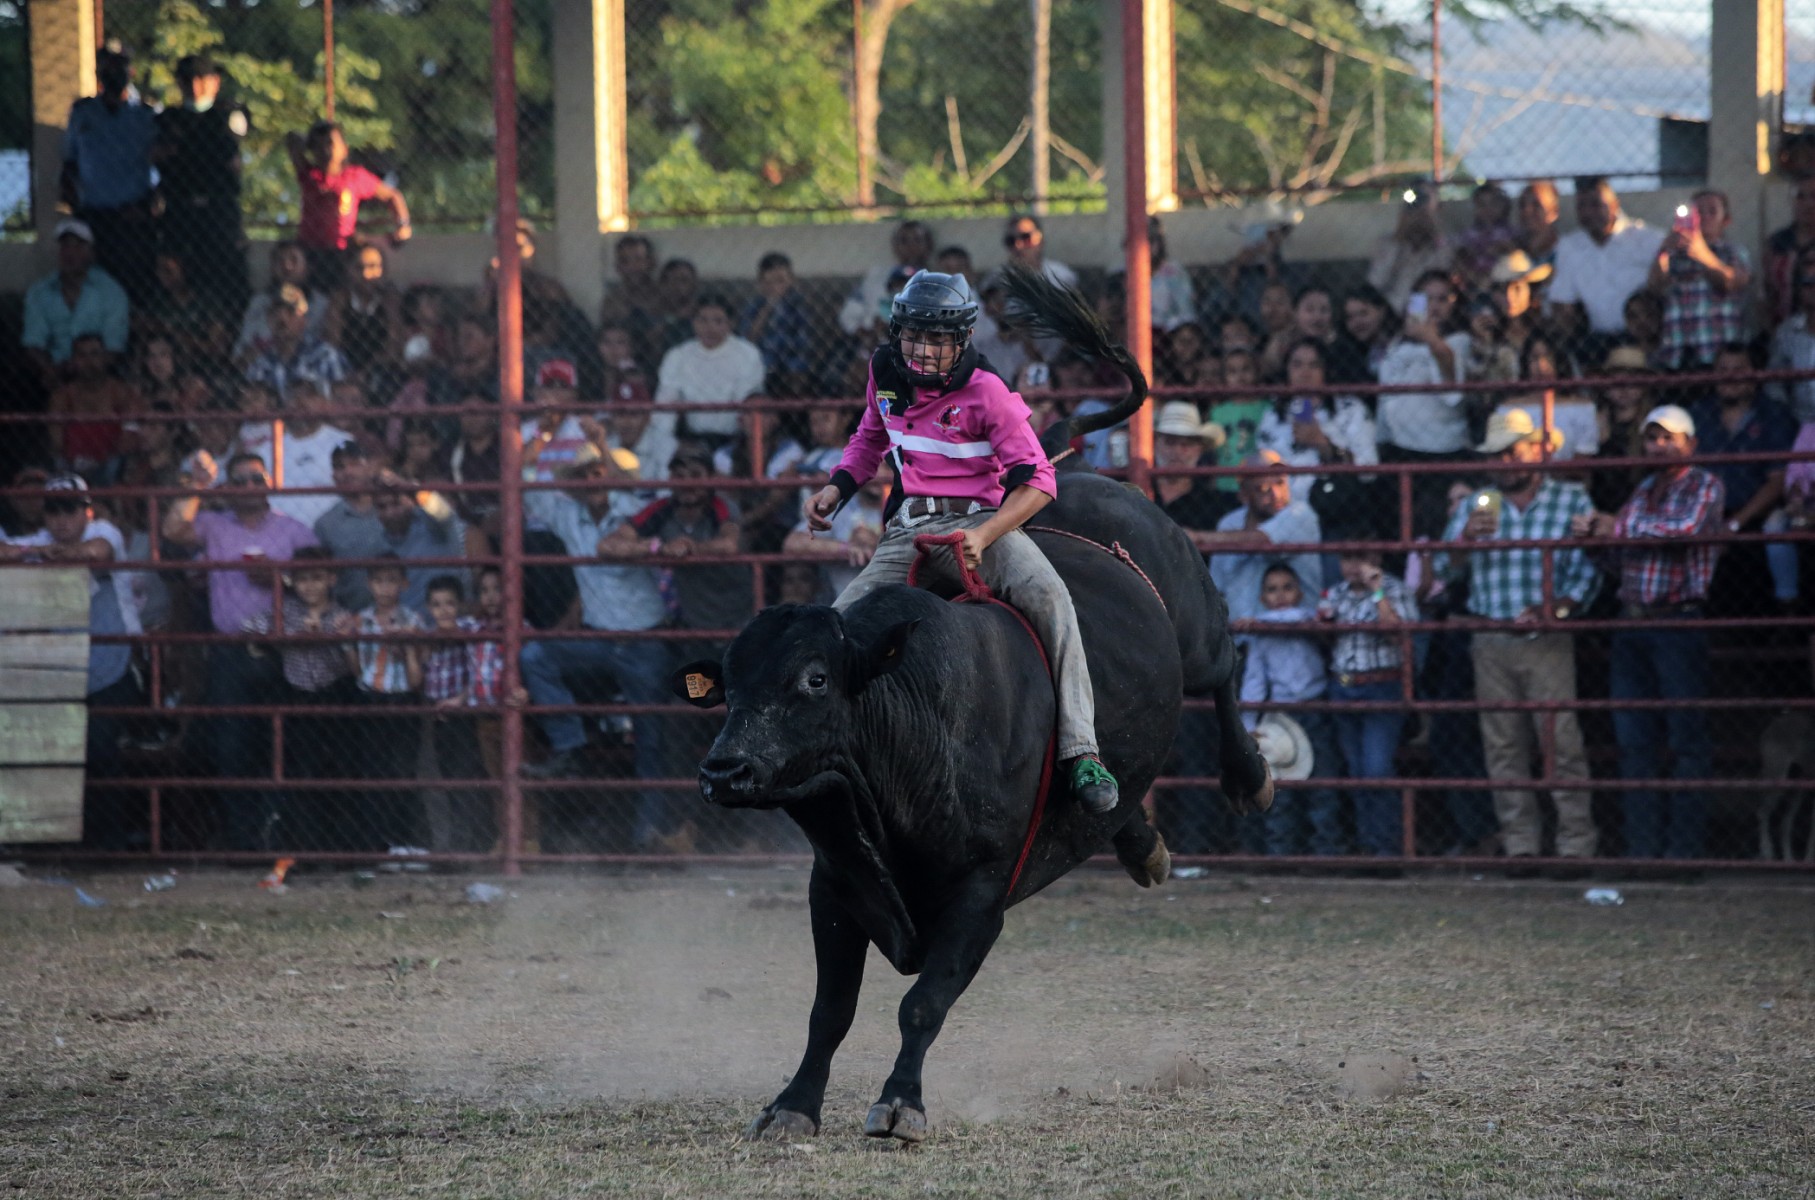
[1212,651,1274,814]
[865,878,1005,1144]
[745,868,869,1140]
[1112,807,1170,887]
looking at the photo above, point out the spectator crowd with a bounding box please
[3,49,1812,868]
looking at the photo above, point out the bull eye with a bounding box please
[803,670,828,694]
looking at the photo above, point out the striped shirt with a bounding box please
[1324,574,1419,675]
[467,619,507,706]
[1440,479,1599,620]
[1609,466,1725,606]
[353,606,425,694]
[1659,239,1751,369]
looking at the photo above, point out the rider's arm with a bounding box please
[971,484,1051,552]
[827,374,889,504]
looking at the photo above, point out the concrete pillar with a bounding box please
[1708,0,1784,260]
[551,0,630,318]
[28,0,96,243]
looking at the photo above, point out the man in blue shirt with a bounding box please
[21,219,130,389]
[1206,450,1325,626]
[61,50,157,303]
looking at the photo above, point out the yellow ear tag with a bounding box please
[685,673,714,700]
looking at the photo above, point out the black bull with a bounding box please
[673,465,1274,1143]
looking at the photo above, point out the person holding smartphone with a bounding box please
[1253,338,1376,505]
[1645,189,1752,371]
[1376,270,1474,537]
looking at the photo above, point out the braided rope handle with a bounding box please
[908,531,994,603]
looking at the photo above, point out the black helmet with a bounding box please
[888,271,979,388]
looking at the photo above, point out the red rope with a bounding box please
[910,532,1055,898]
[1023,525,1168,614]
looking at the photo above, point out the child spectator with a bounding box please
[1319,550,1416,857]
[420,575,492,852]
[738,252,815,398]
[241,546,354,848]
[345,554,425,850]
[1453,182,1519,292]
[285,120,412,292]
[1240,562,1345,856]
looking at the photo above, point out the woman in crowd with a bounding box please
[1453,183,1518,292]
[1506,330,1597,462]
[324,242,406,378]
[1367,184,1448,311]
[1159,321,1212,388]
[1589,344,1660,513]
[1328,285,1396,385]
[1766,246,1815,425]
[1256,338,1377,501]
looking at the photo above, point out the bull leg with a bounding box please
[865,878,1004,1144]
[1112,807,1170,888]
[1213,654,1275,815]
[745,867,869,1140]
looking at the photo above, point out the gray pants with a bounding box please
[1472,631,1598,858]
[833,509,1099,761]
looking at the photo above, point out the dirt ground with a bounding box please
[1,864,1812,1199]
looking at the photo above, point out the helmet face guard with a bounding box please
[887,271,980,390]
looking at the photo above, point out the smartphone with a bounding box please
[1023,363,1050,388]
[1673,204,1700,237]
[1406,293,1430,321]
[1473,489,1503,521]
[1291,396,1317,423]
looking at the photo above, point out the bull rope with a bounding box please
[906,532,1055,898]
[1024,526,1168,614]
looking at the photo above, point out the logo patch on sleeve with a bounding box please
[875,391,897,419]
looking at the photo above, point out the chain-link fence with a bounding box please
[1,1,1813,873]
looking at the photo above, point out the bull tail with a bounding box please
[997,263,1150,461]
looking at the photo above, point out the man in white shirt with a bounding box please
[654,293,766,445]
[1548,176,1666,364]
[838,220,933,339]
[269,378,356,527]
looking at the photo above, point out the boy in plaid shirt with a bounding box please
[345,554,424,849]
[422,575,491,851]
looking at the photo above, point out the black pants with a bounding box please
[80,201,158,305]
[205,643,282,851]
[282,677,359,851]
[429,713,495,852]
[352,691,423,851]
[163,197,248,313]
[84,670,146,849]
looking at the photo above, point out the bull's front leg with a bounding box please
[865,877,1004,1144]
[745,866,869,1140]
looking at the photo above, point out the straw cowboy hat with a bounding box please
[1153,401,1227,449]
[1593,344,1660,376]
[1475,408,1564,456]
[1487,248,1552,287]
[1250,713,1314,782]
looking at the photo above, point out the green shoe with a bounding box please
[1069,754,1119,814]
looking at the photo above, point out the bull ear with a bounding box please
[672,660,726,708]
[857,619,920,690]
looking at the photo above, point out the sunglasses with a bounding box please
[227,474,265,487]
[1004,231,1037,246]
[43,500,85,515]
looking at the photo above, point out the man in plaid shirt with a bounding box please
[1442,409,1601,874]
[1574,405,1724,861]
[1647,190,1752,371]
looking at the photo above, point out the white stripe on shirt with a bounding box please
[886,429,995,459]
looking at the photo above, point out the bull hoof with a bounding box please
[1230,755,1276,815]
[1129,832,1170,888]
[863,1099,928,1143]
[1250,758,1276,813]
[744,1106,819,1140]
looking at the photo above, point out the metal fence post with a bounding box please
[494,0,527,879]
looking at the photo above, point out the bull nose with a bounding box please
[699,755,764,805]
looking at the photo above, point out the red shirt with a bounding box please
[297,163,383,250]
[1610,466,1725,606]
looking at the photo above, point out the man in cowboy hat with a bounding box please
[1572,405,1724,862]
[1439,409,1602,876]
[1152,401,1231,554]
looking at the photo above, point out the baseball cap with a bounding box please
[45,472,90,495]
[535,359,578,389]
[54,217,95,244]
[1642,404,1695,438]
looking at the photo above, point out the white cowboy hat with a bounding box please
[1153,401,1227,448]
[1475,407,1564,456]
[1251,713,1313,782]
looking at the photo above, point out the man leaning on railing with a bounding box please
[1572,405,1724,862]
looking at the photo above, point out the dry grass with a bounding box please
[2,866,1812,1198]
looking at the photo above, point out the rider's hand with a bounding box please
[959,527,990,571]
[805,484,841,533]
